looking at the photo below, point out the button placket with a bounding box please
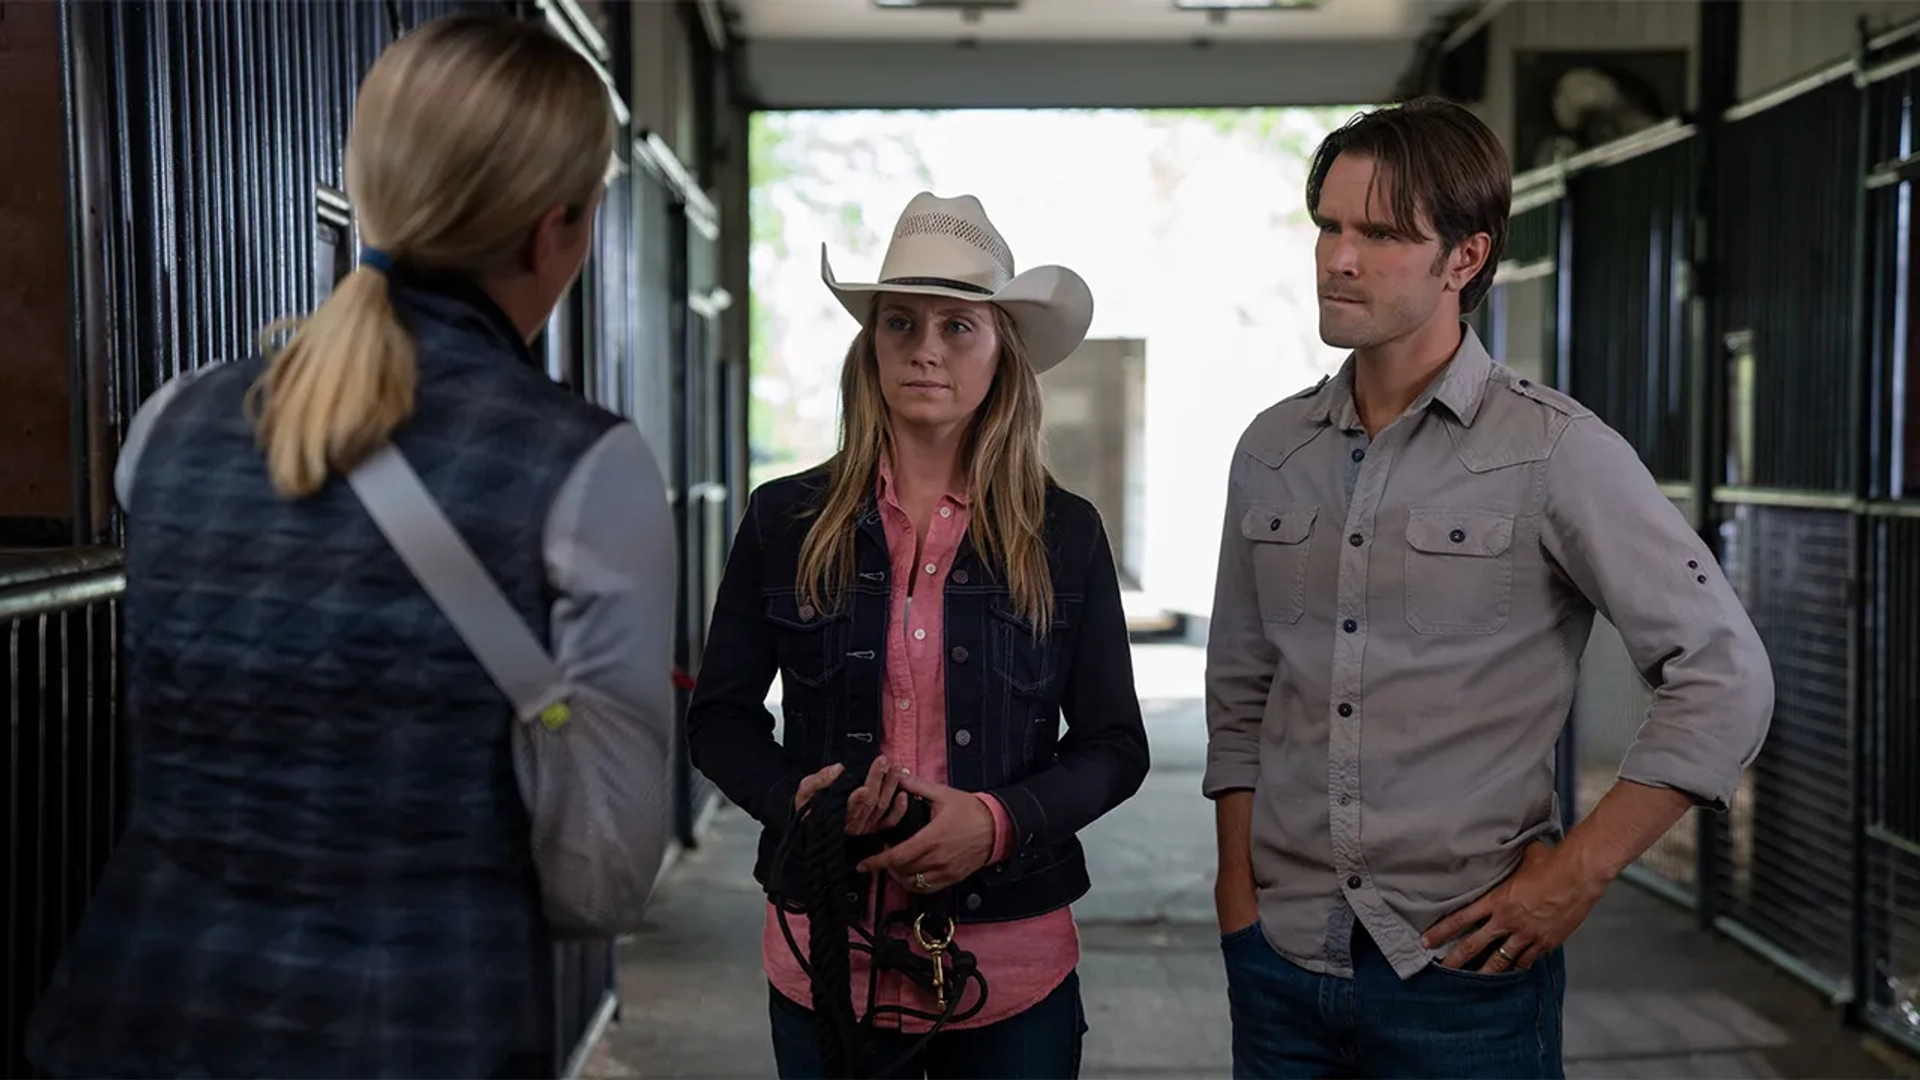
[1329,424,1388,931]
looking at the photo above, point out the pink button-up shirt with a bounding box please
[761,460,1080,1032]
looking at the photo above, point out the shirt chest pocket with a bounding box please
[1403,508,1516,635]
[1241,504,1318,625]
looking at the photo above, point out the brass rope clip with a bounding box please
[912,913,956,1011]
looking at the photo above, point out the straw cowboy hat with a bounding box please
[821,192,1095,374]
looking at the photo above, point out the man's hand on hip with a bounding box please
[1421,841,1609,973]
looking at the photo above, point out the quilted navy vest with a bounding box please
[27,279,621,1079]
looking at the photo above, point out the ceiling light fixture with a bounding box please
[873,0,1019,9]
[1173,0,1319,10]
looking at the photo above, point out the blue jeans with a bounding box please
[768,970,1087,1079]
[1222,922,1565,1079]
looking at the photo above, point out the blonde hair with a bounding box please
[797,302,1056,634]
[247,15,615,498]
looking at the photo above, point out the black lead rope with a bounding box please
[768,768,991,1079]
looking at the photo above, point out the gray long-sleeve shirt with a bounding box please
[1203,325,1773,981]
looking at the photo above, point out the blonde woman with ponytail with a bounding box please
[26,16,675,1080]
[687,193,1149,1079]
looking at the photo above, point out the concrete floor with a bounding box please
[589,644,1914,1080]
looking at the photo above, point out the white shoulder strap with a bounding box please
[347,444,563,720]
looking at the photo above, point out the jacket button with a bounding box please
[1346,874,1362,889]
[954,729,972,747]
[799,604,815,620]
[1269,517,1281,531]
[965,893,982,911]
[1348,533,1363,547]
[1448,528,1466,544]
[1342,619,1357,633]
[1337,703,1353,717]
[953,570,969,585]
[951,646,969,663]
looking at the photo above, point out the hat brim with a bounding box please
[821,245,1094,375]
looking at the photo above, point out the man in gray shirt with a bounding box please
[1205,97,1774,1079]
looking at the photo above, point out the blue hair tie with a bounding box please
[359,247,395,275]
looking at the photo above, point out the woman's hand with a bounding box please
[855,769,996,892]
[793,763,844,810]
[844,756,910,836]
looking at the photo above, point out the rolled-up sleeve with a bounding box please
[1541,416,1774,810]
[1203,442,1279,799]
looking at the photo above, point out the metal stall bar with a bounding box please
[1709,64,1866,1002]
[1853,14,1920,1053]
[1,549,127,1077]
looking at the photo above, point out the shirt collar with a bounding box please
[875,454,972,511]
[1307,322,1494,432]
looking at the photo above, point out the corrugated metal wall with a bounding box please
[1567,137,1694,483]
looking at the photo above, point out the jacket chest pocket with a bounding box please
[1403,508,1516,635]
[990,599,1073,694]
[764,592,851,688]
[1242,504,1317,625]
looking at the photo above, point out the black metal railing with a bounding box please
[1,550,127,1079]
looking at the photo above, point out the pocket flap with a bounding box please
[763,591,847,630]
[990,597,1074,633]
[1406,508,1515,557]
[1242,504,1318,545]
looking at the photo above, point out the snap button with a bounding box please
[939,506,953,518]
[965,893,982,911]
[1351,448,1365,463]
[1337,703,1353,717]
[1339,795,1351,806]
[1518,379,1531,388]
[954,730,972,747]
[1342,619,1357,633]
[1348,533,1363,547]
[924,562,937,575]
[897,698,910,710]
[914,628,926,641]
[953,570,969,585]
[1688,560,1699,569]
[1449,528,1466,544]
[1346,874,1362,889]
[1270,517,1281,531]
[799,603,815,620]
[950,646,969,662]
[1696,575,1707,584]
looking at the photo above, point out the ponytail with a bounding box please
[245,265,417,499]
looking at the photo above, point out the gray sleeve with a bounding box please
[114,372,197,510]
[542,422,679,793]
[1203,443,1278,799]
[1541,416,1774,811]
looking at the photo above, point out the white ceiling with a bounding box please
[729,0,1458,42]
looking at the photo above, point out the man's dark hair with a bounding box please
[1305,96,1511,314]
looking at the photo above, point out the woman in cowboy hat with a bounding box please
[687,192,1150,1078]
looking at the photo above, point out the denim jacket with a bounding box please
[686,465,1150,923]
